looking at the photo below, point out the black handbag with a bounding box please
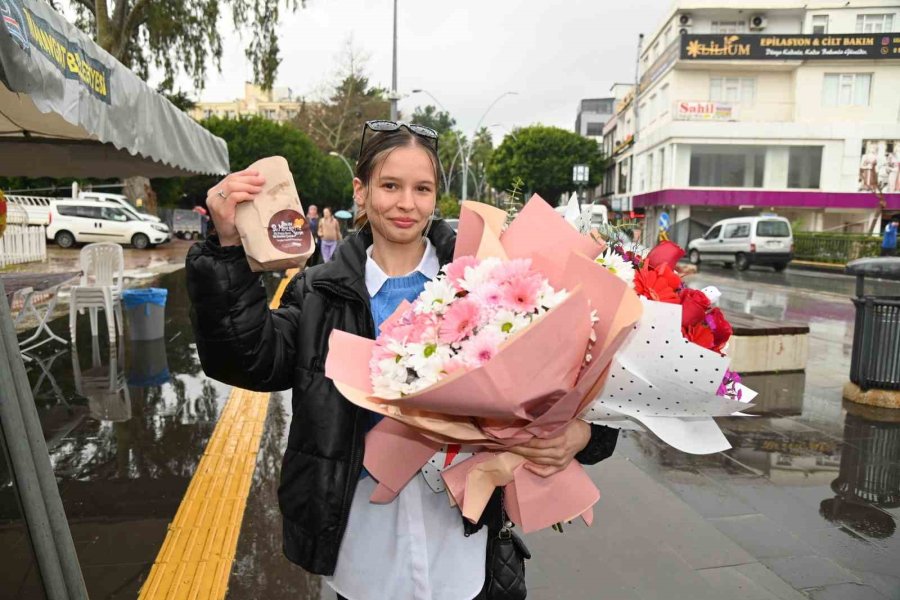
[481,493,531,600]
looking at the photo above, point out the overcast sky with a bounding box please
[183,0,674,137]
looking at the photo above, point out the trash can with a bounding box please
[121,288,168,341]
[846,258,900,391]
[127,338,170,387]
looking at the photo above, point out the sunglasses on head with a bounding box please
[359,120,439,157]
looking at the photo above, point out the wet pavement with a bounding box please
[611,265,900,599]
[3,260,899,599]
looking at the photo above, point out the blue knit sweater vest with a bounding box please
[367,271,430,434]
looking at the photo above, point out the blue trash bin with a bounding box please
[122,288,168,341]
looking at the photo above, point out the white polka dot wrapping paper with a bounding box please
[583,297,758,454]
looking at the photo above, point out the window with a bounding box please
[811,15,829,34]
[646,154,654,190]
[71,205,102,219]
[689,145,765,188]
[787,146,823,189]
[101,207,129,222]
[203,109,214,119]
[724,223,751,238]
[711,20,746,33]
[659,147,666,187]
[649,94,658,120]
[856,14,893,33]
[757,220,790,237]
[822,73,871,106]
[710,77,756,104]
[617,159,630,194]
[705,225,722,240]
[660,84,670,115]
[586,122,604,136]
[56,205,79,217]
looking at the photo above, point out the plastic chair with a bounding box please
[68,243,125,345]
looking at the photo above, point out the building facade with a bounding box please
[190,83,301,123]
[604,0,900,245]
[575,97,616,139]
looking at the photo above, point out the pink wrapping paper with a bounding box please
[325,196,643,533]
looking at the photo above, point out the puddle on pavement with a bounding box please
[0,268,286,599]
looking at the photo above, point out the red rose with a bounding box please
[679,288,712,328]
[634,263,682,303]
[706,308,733,351]
[645,241,686,271]
[682,322,715,350]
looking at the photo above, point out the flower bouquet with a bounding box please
[582,233,757,454]
[326,197,643,532]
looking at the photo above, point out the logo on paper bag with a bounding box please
[267,209,311,255]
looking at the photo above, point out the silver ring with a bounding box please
[216,190,227,200]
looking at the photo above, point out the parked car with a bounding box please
[444,218,459,232]
[46,200,171,249]
[687,215,793,271]
[77,192,163,223]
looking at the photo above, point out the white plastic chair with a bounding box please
[69,243,125,345]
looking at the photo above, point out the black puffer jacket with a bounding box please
[185,220,619,575]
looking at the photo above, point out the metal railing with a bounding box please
[794,232,881,264]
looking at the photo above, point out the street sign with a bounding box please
[572,164,589,184]
[658,211,671,231]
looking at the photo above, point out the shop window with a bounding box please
[788,146,823,189]
[689,145,765,188]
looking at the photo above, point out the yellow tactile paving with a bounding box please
[140,269,299,600]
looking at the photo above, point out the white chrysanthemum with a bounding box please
[537,284,568,311]
[486,308,532,337]
[406,342,453,380]
[594,249,635,286]
[416,279,457,314]
[459,257,501,291]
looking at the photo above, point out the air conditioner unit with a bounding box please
[678,13,693,27]
[749,14,768,30]
[679,27,690,36]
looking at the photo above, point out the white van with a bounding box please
[46,200,171,249]
[687,215,793,271]
[77,192,162,223]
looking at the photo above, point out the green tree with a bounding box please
[486,125,604,205]
[152,115,352,209]
[411,105,456,135]
[53,0,307,91]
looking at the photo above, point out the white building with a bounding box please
[605,0,900,246]
[575,98,616,140]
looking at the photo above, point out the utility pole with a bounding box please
[390,0,398,121]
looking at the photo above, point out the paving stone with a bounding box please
[762,555,859,590]
[807,582,890,600]
[709,514,817,559]
[697,564,808,600]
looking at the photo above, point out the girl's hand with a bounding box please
[506,420,592,477]
[206,169,266,246]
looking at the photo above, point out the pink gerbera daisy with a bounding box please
[439,298,481,344]
[491,258,533,283]
[461,329,503,367]
[500,275,542,313]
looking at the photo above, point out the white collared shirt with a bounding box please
[364,238,441,296]
[327,238,487,600]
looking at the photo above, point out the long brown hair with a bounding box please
[354,127,441,230]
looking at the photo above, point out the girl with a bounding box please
[318,206,343,262]
[186,121,618,599]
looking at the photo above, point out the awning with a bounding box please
[0,0,229,178]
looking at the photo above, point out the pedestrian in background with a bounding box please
[882,217,898,257]
[318,206,342,263]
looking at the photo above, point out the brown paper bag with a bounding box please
[234,156,316,272]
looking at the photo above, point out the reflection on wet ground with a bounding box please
[616,266,900,597]
[1,269,237,599]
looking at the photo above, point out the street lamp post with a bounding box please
[410,89,517,201]
[390,0,399,120]
[329,151,355,180]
